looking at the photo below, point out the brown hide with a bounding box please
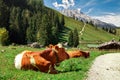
[18,45,69,74]
[20,49,58,74]
[68,50,90,58]
[16,44,89,74]
[48,45,69,62]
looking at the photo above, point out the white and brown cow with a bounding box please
[14,44,90,74]
[14,45,69,74]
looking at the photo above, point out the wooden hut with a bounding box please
[98,40,120,50]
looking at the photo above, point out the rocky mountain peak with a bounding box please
[60,9,117,28]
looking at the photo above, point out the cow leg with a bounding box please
[35,56,57,74]
[48,64,58,74]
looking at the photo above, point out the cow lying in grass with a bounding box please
[14,45,69,74]
[67,50,90,58]
[49,44,90,58]
[14,44,89,74]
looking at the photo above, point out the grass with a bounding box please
[57,14,119,42]
[0,45,119,80]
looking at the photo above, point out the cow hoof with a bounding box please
[49,70,58,74]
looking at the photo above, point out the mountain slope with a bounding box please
[61,9,117,29]
[56,12,119,43]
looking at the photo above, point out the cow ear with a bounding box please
[55,45,59,50]
[49,44,53,48]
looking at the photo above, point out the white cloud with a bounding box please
[86,8,94,14]
[82,0,96,8]
[53,2,58,8]
[92,14,120,27]
[52,0,75,9]
[101,12,116,16]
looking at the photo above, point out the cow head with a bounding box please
[78,50,90,58]
[48,44,69,63]
[68,50,90,58]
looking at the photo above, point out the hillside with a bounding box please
[56,11,119,43]
[61,9,117,28]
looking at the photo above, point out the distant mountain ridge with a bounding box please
[60,9,117,28]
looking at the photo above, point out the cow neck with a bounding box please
[51,48,59,63]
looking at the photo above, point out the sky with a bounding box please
[44,0,120,27]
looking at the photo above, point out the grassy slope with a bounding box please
[60,14,119,42]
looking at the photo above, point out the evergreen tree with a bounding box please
[51,24,59,44]
[109,28,112,33]
[54,14,60,31]
[73,28,79,47]
[9,7,28,44]
[38,14,52,46]
[0,0,9,28]
[36,13,42,42]
[60,15,65,30]
[9,7,23,44]
[61,15,65,26]
[26,17,37,43]
[21,9,30,43]
[47,11,60,44]
[68,30,73,47]
[27,0,44,13]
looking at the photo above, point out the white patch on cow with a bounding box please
[30,56,36,65]
[14,51,26,69]
[30,55,40,70]
[57,43,63,48]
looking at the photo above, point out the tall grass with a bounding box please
[0,46,118,80]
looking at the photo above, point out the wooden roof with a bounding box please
[98,40,120,49]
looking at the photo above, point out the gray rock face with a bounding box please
[61,9,117,28]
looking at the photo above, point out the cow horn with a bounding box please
[57,43,63,48]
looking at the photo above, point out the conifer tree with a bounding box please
[26,17,37,43]
[38,14,52,46]
[0,0,9,28]
[73,28,79,47]
[68,30,73,47]
[61,15,65,26]
[54,14,60,31]
[9,7,23,44]
[51,23,59,44]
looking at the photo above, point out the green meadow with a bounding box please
[0,1,120,80]
[0,45,119,80]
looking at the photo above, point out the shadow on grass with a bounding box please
[57,68,82,74]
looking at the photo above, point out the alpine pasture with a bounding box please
[0,45,118,80]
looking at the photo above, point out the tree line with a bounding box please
[0,0,80,47]
[0,0,66,46]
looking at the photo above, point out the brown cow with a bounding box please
[48,44,90,58]
[67,50,90,58]
[14,45,69,74]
